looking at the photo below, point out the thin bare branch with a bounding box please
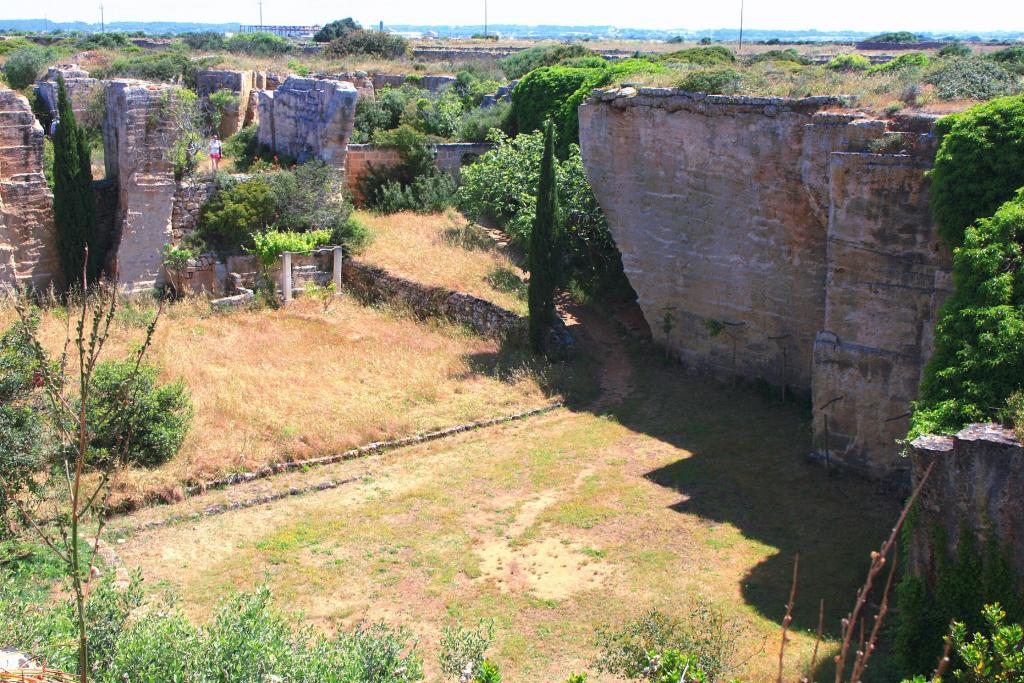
[778,554,799,683]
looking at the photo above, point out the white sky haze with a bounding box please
[5,0,1021,33]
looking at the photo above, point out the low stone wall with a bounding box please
[342,259,526,341]
[908,424,1024,581]
[345,142,493,202]
[370,74,456,93]
[171,181,215,241]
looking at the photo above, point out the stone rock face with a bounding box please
[908,425,1024,580]
[35,64,100,121]
[195,70,265,138]
[257,76,357,168]
[0,88,59,289]
[316,72,376,101]
[171,180,215,242]
[579,87,950,477]
[102,80,180,293]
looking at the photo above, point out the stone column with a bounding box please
[281,251,292,304]
[332,246,343,295]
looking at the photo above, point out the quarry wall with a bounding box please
[256,76,358,168]
[909,425,1024,581]
[0,89,59,289]
[345,142,493,202]
[579,87,951,478]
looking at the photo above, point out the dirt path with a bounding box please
[557,294,637,410]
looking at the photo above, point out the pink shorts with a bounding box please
[210,153,222,160]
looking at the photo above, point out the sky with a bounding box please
[5,0,1021,33]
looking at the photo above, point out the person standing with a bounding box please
[208,135,222,173]
[49,114,60,138]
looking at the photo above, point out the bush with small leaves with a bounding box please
[678,67,742,94]
[827,53,871,71]
[926,58,1022,101]
[325,30,409,59]
[2,46,51,90]
[84,360,192,468]
[438,620,493,681]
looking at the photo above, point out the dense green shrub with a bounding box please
[511,59,664,154]
[84,360,192,468]
[938,41,972,58]
[866,31,921,43]
[498,44,596,80]
[248,229,332,267]
[867,52,929,74]
[96,50,220,87]
[225,31,291,55]
[458,102,513,142]
[351,84,428,142]
[925,58,1021,101]
[591,605,739,682]
[359,125,456,213]
[313,18,361,43]
[0,36,33,56]
[438,621,493,680]
[894,525,1023,676]
[0,317,48,539]
[454,69,502,108]
[747,48,810,65]
[911,192,1024,437]
[75,32,130,49]
[412,90,465,139]
[927,95,1024,247]
[2,46,50,90]
[458,130,625,294]
[677,67,742,94]
[324,30,408,59]
[659,46,735,66]
[990,45,1024,75]
[194,161,358,254]
[4,578,423,683]
[181,31,224,50]
[827,53,871,71]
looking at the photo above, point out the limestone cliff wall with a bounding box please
[345,142,493,203]
[0,88,59,289]
[257,77,357,168]
[580,87,950,477]
[195,70,270,139]
[102,80,180,293]
[35,65,100,121]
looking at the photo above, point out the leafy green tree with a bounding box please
[52,74,99,288]
[314,18,361,43]
[528,121,562,354]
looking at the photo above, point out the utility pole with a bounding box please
[99,2,104,32]
[258,0,263,30]
[738,0,744,55]
[484,0,488,38]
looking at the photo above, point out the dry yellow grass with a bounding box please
[356,210,529,316]
[111,344,900,682]
[0,294,553,509]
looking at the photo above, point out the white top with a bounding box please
[209,139,222,155]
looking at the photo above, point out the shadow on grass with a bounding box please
[588,335,898,643]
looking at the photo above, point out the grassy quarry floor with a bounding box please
[108,306,899,681]
[0,295,555,510]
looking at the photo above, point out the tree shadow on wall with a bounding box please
[596,341,900,640]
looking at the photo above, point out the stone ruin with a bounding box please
[34,64,100,121]
[195,69,278,139]
[256,76,358,168]
[0,89,59,289]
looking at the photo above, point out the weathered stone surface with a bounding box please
[257,76,357,168]
[0,88,59,289]
[195,70,264,138]
[370,73,456,94]
[35,64,100,121]
[813,151,951,477]
[579,88,949,476]
[102,80,180,293]
[908,425,1024,581]
[171,180,215,241]
[315,71,376,101]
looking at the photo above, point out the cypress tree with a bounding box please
[52,74,99,289]
[528,119,561,354]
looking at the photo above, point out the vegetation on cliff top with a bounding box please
[911,95,1024,438]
